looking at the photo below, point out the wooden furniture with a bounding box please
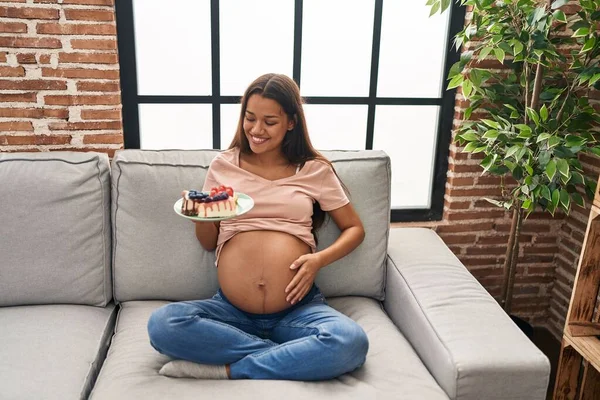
[554,176,600,399]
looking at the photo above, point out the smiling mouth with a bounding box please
[249,135,269,144]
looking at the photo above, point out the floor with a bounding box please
[530,327,560,400]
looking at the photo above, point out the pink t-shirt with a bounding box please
[202,147,349,266]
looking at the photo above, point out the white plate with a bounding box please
[174,192,254,222]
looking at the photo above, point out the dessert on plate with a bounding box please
[181,185,238,218]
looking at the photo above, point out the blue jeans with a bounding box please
[147,284,369,380]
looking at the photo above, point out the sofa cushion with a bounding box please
[111,150,389,302]
[0,152,112,307]
[89,297,448,400]
[0,303,117,400]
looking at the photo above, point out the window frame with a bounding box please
[115,0,466,222]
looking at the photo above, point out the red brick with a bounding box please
[466,246,508,255]
[59,52,118,64]
[42,67,119,79]
[49,121,121,130]
[527,265,555,275]
[0,66,25,77]
[81,109,120,120]
[0,37,61,49]
[37,23,116,35]
[446,210,506,221]
[561,4,582,14]
[449,163,484,173]
[44,94,120,106]
[0,107,66,119]
[0,6,59,19]
[0,52,5,62]
[71,39,116,50]
[0,92,36,103]
[461,258,500,266]
[438,234,477,245]
[64,9,114,21]
[16,53,36,64]
[445,200,471,210]
[0,135,71,145]
[436,221,494,233]
[76,81,119,92]
[495,223,551,233]
[518,255,555,264]
[83,134,123,144]
[0,121,33,131]
[0,79,66,90]
[448,176,475,187]
[35,0,114,4]
[447,187,504,197]
[534,236,556,245]
[477,235,511,245]
[39,54,51,64]
[0,22,27,33]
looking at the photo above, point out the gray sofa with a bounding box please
[0,150,551,400]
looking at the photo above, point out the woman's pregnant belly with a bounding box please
[218,231,312,314]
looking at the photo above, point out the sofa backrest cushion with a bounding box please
[0,152,112,307]
[111,149,390,302]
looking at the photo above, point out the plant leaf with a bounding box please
[589,73,600,86]
[551,0,569,9]
[571,192,585,207]
[553,10,567,23]
[537,132,552,142]
[482,129,499,140]
[494,48,506,64]
[560,189,570,210]
[552,188,560,209]
[462,79,473,98]
[506,145,520,158]
[541,185,552,201]
[441,0,451,13]
[540,104,549,122]
[573,27,590,37]
[548,135,561,148]
[479,47,493,60]
[582,37,596,52]
[546,159,557,181]
[481,119,500,129]
[429,1,441,16]
[448,74,464,89]
[527,108,540,126]
[556,158,570,178]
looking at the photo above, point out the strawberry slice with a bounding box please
[225,187,234,196]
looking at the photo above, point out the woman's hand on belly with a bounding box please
[285,253,323,305]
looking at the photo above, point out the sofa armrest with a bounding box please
[383,228,550,400]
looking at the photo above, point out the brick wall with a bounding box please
[0,0,122,156]
[0,0,595,338]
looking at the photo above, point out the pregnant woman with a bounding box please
[148,73,369,381]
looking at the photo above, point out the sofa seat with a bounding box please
[89,297,449,400]
[0,303,117,400]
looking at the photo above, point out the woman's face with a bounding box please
[243,94,294,156]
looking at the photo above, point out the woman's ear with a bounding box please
[288,114,297,131]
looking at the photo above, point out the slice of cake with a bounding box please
[181,185,238,218]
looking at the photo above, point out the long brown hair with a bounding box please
[228,73,345,235]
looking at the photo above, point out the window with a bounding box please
[115,0,466,222]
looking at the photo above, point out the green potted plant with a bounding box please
[427,0,600,315]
